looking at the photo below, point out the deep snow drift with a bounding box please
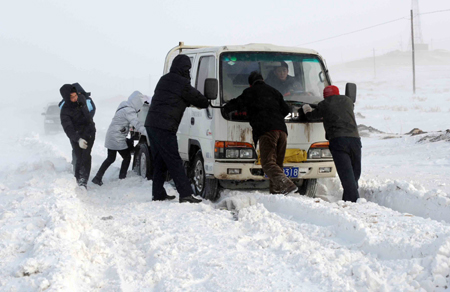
[0,50,449,291]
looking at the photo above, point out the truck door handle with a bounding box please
[191,117,195,125]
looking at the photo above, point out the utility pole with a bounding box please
[410,9,416,94]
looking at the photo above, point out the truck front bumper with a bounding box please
[212,160,336,181]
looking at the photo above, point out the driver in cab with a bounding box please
[265,61,303,96]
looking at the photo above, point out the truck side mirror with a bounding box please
[204,78,218,100]
[345,83,357,103]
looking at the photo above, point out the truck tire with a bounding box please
[132,143,142,175]
[132,149,138,172]
[295,179,317,198]
[191,151,220,201]
[135,143,153,180]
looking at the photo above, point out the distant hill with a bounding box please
[331,49,450,71]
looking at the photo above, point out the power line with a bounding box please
[298,8,450,46]
[419,8,450,16]
[298,17,407,46]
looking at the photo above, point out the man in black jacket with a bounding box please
[59,83,96,172]
[59,84,96,189]
[224,71,298,195]
[302,85,361,202]
[145,54,209,203]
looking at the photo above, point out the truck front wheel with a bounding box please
[191,151,220,201]
[135,143,153,180]
[295,179,317,198]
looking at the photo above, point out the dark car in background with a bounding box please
[42,102,62,134]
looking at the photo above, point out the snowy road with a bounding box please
[1,131,449,291]
[1,60,450,291]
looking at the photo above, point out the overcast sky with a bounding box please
[1,0,449,105]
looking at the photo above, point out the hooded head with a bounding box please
[72,82,91,97]
[248,71,264,86]
[323,85,339,98]
[169,54,191,79]
[127,90,145,112]
[60,84,77,102]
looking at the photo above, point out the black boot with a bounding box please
[179,195,202,204]
[92,176,103,186]
[153,194,176,201]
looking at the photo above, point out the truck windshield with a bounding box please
[220,52,329,122]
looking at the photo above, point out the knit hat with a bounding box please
[323,85,339,98]
[248,71,263,86]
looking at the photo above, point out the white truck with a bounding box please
[132,42,357,201]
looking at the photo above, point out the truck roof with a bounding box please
[164,43,323,73]
[178,43,319,55]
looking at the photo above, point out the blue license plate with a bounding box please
[265,167,299,178]
[284,167,299,178]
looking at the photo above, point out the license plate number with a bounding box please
[266,167,299,178]
[284,167,299,178]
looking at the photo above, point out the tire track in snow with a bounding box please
[360,179,450,224]
[77,183,324,291]
[254,194,450,260]
[318,176,450,224]
[246,192,450,290]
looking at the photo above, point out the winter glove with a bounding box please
[77,94,86,105]
[302,104,313,114]
[78,138,88,149]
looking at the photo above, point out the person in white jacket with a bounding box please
[92,91,148,185]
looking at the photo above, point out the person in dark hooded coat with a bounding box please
[59,83,96,171]
[145,54,209,203]
[59,84,96,188]
[223,71,298,195]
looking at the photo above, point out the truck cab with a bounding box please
[134,43,354,201]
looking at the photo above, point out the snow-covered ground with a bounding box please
[1,50,450,291]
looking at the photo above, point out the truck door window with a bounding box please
[195,55,215,118]
[196,56,215,94]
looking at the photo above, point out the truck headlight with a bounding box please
[240,149,253,158]
[215,141,256,160]
[226,149,239,158]
[308,142,332,159]
[321,149,332,158]
[308,149,321,159]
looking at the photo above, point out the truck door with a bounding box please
[190,54,216,152]
[177,55,196,160]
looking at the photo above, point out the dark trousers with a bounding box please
[95,149,131,179]
[146,126,193,200]
[259,131,296,194]
[329,137,362,203]
[70,136,95,186]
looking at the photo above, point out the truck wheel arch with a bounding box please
[188,139,201,162]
